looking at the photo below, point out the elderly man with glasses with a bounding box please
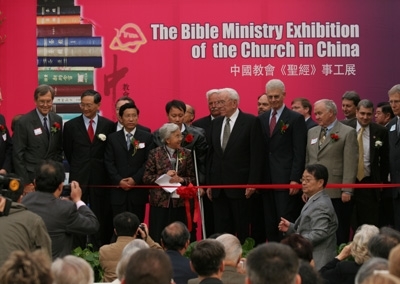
[279,163,338,270]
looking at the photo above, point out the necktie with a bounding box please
[43,117,50,138]
[126,133,133,150]
[269,110,277,136]
[221,117,231,151]
[357,127,365,181]
[88,119,94,142]
[319,127,327,149]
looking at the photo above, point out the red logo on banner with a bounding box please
[110,23,147,53]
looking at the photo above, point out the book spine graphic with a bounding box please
[37,37,101,47]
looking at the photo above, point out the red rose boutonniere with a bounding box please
[131,138,140,156]
[185,133,194,143]
[280,120,289,134]
[0,124,6,135]
[330,133,339,142]
[51,122,61,135]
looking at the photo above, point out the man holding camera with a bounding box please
[22,160,99,260]
[99,211,161,282]
[0,175,51,267]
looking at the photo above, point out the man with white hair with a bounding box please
[258,79,307,242]
[206,88,264,243]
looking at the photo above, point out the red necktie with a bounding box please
[269,110,277,136]
[88,119,94,142]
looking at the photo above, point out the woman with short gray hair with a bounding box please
[143,123,195,242]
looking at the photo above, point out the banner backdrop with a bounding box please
[0,0,399,130]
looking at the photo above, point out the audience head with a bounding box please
[342,90,360,119]
[206,89,221,117]
[217,88,239,117]
[80,89,101,120]
[0,250,52,284]
[314,99,338,127]
[216,233,242,266]
[190,239,225,278]
[298,260,323,284]
[116,239,149,281]
[355,257,389,284]
[354,257,389,284]
[51,255,94,284]
[245,242,300,284]
[351,224,379,264]
[161,221,190,252]
[368,227,400,259]
[375,102,394,126]
[113,212,140,237]
[388,84,400,117]
[389,244,400,278]
[257,93,270,115]
[265,79,286,111]
[34,160,65,194]
[281,234,314,264]
[123,249,173,284]
[361,272,400,284]
[165,99,186,129]
[291,97,313,118]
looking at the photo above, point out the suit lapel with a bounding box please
[319,121,340,152]
[116,130,129,151]
[224,111,243,152]
[214,117,224,154]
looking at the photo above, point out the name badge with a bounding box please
[311,138,318,144]
[34,128,43,135]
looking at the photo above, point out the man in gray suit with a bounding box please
[306,99,358,245]
[22,160,99,260]
[279,164,338,270]
[13,85,63,194]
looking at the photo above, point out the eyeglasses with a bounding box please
[389,100,400,105]
[216,99,233,106]
[37,100,53,106]
[300,177,316,183]
[80,103,96,109]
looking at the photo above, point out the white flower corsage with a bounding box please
[97,134,107,141]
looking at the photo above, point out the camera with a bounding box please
[0,174,22,216]
[61,184,71,197]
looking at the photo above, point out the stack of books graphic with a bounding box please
[37,0,102,119]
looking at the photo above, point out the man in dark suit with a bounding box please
[22,160,99,260]
[104,103,154,221]
[306,99,358,245]
[291,97,318,129]
[192,89,221,143]
[258,79,307,242]
[161,222,197,284]
[115,96,151,132]
[342,99,389,229]
[0,114,12,174]
[63,90,115,247]
[387,84,400,231]
[206,88,264,243]
[13,85,63,194]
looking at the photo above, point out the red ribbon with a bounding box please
[176,183,199,232]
